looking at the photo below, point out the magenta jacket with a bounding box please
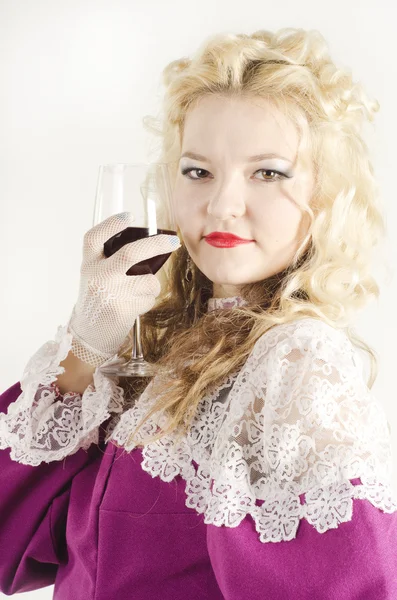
[1,379,397,599]
[2,310,397,599]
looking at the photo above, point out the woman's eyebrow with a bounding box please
[179,151,293,163]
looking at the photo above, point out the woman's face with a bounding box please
[172,94,315,298]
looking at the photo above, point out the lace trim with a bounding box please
[108,317,397,543]
[0,325,126,466]
[207,296,248,312]
[0,295,245,466]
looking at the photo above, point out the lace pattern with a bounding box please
[108,317,397,543]
[0,325,125,466]
[0,295,244,467]
[207,296,248,312]
[1,295,397,543]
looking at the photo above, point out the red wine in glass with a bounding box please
[95,162,178,378]
[103,226,177,275]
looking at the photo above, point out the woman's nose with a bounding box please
[206,182,247,219]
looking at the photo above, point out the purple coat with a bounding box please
[1,380,397,599]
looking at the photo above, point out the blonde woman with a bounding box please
[1,27,396,599]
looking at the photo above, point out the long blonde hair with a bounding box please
[116,27,391,449]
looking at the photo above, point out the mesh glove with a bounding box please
[67,212,181,367]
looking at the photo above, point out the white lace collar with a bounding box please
[207,295,248,313]
[106,317,397,543]
[3,311,396,545]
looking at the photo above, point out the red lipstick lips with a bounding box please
[204,232,254,248]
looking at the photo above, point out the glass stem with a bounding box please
[132,315,144,360]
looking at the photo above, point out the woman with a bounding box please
[0,27,396,599]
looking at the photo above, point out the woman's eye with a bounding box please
[254,169,286,182]
[181,167,209,180]
[181,167,288,182]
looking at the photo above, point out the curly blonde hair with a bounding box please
[116,27,391,449]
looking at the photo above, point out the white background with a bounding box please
[1,0,396,598]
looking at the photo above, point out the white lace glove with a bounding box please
[67,212,181,367]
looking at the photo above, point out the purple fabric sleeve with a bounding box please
[206,492,397,600]
[0,381,104,596]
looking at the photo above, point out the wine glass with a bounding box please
[93,162,178,377]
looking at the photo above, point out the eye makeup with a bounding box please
[180,166,293,182]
